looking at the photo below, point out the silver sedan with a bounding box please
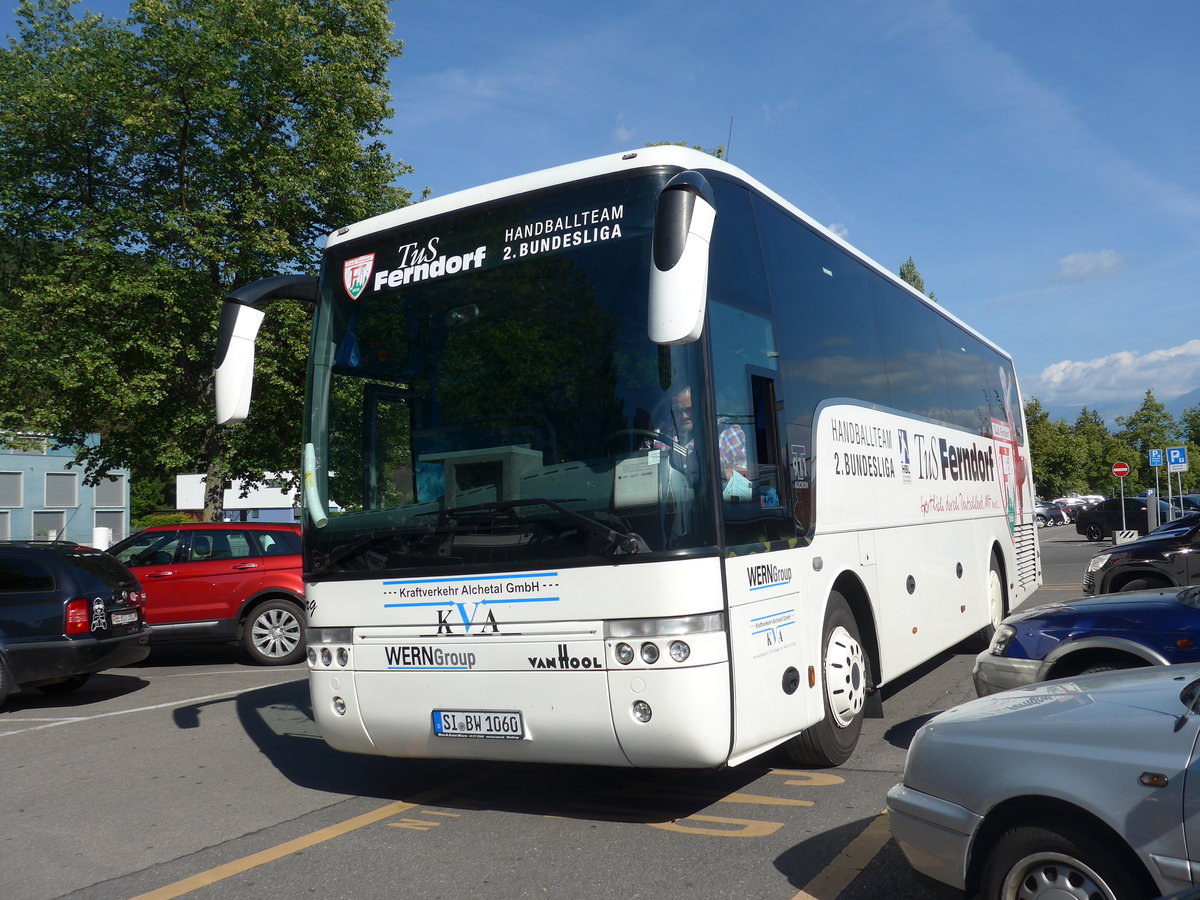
[887,664,1200,899]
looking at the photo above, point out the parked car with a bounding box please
[972,587,1200,696]
[1075,497,1174,541]
[1034,500,1068,527]
[1173,494,1200,513]
[0,541,151,706]
[108,523,305,665]
[1084,516,1200,595]
[888,663,1200,899]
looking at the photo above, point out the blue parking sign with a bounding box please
[1168,447,1189,472]
[1150,449,1164,467]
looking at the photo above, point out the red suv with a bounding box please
[108,523,305,665]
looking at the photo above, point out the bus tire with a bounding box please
[784,592,866,767]
[972,552,1007,649]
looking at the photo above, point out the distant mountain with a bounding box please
[1168,386,1200,419]
[1040,386,1200,431]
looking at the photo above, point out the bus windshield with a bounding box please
[306,171,719,574]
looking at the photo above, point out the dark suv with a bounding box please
[1075,497,1174,541]
[108,523,305,665]
[1084,514,1200,595]
[0,542,151,706]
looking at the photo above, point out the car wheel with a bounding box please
[1118,577,1171,592]
[1085,523,1104,542]
[1077,661,1143,676]
[243,598,305,666]
[979,823,1153,900]
[783,592,867,767]
[1036,515,1046,528]
[36,674,90,694]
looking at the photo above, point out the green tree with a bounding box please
[1180,404,1200,446]
[898,256,937,304]
[1024,398,1086,498]
[0,0,411,519]
[1114,390,1178,460]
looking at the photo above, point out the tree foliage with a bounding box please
[898,256,937,304]
[0,0,411,518]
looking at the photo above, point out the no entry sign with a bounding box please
[1112,461,1130,478]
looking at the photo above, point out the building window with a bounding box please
[45,472,78,508]
[95,473,126,508]
[95,510,126,543]
[32,510,66,539]
[0,471,21,507]
[0,511,9,540]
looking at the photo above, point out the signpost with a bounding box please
[1112,461,1130,531]
[1150,449,1163,519]
[1168,448,1189,519]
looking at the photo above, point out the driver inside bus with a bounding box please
[646,386,753,502]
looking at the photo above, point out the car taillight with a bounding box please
[66,598,91,635]
[125,589,146,608]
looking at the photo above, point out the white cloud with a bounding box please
[1027,340,1200,410]
[827,222,850,239]
[613,113,633,144]
[1055,249,1122,281]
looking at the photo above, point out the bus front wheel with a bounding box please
[783,592,867,767]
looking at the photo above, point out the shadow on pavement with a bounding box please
[165,677,791,823]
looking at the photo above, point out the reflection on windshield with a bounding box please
[307,173,719,574]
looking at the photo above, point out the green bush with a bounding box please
[131,512,201,530]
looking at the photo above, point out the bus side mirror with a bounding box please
[213,274,319,425]
[214,301,266,424]
[648,171,715,345]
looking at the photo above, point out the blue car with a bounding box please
[973,587,1200,696]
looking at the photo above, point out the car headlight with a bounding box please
[1087,554,1110,572]
[989,624,1016,656]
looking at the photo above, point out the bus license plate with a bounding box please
[432,710,523,740]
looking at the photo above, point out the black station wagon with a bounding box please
[0,542,151,705]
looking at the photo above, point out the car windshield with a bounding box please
[305,170,720,575]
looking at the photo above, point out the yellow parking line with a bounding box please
[128,773,481,900]
[793,811,891,900]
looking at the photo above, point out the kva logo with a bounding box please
[437,603,500,635]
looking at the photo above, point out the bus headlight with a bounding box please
[640,642,660,664]
[336,647,350,667]
[333,696,347,716]
[615,642,635,665]
[632,700,653,722]
[669,640,691,663]
[320,647,333,666]
[308,648,318,665]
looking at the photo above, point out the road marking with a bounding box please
[1039,584,1083,591]
[0,681,301,738]
[649,814,785,837]
[793,811,891,900]
[128,773,482,900]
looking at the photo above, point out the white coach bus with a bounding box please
[215,147,1040,768]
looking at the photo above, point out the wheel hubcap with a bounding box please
[1003,852,1116,900]
[253,609,300,658]
[988,567,1005,628]
[824,625,866,727]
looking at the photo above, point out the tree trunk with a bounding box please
[202,426,226,522]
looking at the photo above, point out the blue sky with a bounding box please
[7,1,1200,426]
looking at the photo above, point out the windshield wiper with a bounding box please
[441,498,647,556]
[312,527,435,574]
